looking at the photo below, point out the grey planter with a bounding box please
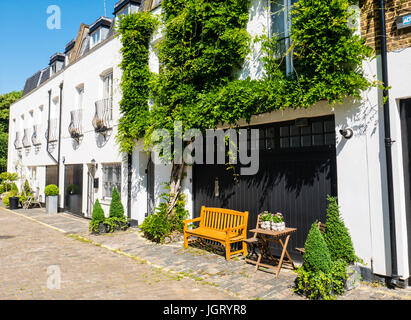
[46,195,58,214]
[345,264,361,291]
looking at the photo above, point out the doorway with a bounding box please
[64,164,83,216]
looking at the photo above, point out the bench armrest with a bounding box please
[183,218,201,231]
[183,217,201,225]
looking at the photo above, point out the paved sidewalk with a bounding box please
[0,207,234,300]
[3,206,411,300]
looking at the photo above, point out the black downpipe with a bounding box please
[127,154,132,220]
[46,90,58,164]
[379,0,400,286]
[57,82,64,210]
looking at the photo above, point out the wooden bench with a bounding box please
[183,206,249,261]
[295,221,326,254]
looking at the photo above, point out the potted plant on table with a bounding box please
[259,211,272,230]
[271,212,285,231]
[45,184,59,214]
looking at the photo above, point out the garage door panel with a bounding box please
[193,116,337,257]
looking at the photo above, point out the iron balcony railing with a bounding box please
[92,98,113,134]
[14,132,22,150]
[45,119,58,142]
[32,125,42,146]
[22,128,31,148]
[68,109,83,142]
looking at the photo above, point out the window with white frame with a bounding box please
[118,7,129,16]
[91,30,101,48]
[271,0,298,75]
[77,86,84,109]
[102,163,121,198]
[103,72,113,100]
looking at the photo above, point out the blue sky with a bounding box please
[0,0,118,95]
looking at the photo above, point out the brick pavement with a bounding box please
[2,206,411,300]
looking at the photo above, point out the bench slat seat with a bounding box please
[183,206,249,261]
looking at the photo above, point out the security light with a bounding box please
[339,128,354,140]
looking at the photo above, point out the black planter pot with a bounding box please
[98,222,107,234]
[9,197,20,210]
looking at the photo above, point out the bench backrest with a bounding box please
[200,206,248,231]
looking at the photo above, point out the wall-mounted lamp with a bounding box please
[91,159,98,170]
[62,156,65,164]
[339,128,354,140]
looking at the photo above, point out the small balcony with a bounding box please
[45,119,58,143]
[92,98,113,134]
[22,128,31,148]
[14,132,22,150]
[32,125,42,146]
[68,109,83,142]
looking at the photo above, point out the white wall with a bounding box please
[8,35,126,216]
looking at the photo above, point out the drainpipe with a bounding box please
[127,153,132,221]
[379,0,400,286]
[46,90,58,164]
[57,82,64,210]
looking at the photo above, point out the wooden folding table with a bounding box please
[245,227,297,278]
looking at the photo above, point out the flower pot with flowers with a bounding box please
[271,212,285,231]
[259,211,272,230]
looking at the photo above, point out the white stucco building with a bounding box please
[7,0,411,285]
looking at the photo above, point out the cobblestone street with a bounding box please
[0,207,233,300]
[1,206,411,300]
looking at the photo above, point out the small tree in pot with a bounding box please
[44,184,59,214]
[106,187,128,232]
[89,199,106,234]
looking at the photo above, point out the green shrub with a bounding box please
[303,222,332,273]
[89,199,106,233]
[323,196,358,264]
[109,187,125,219]
[22,180,32,196]
[295,260,348,300]
[3,190,18,207]
[44,184,59,196]
[0,184,4,195]
[140,206,171,243]
[140,190,188,243]
[10,183,18,194]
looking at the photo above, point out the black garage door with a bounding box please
[193,116,337,257]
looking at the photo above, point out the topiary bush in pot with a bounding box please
[89,199,106,234]
[106,187,128,233]
[303,222,332,273]
[295,222,348,300]
[44,184,59,196]
[323,196,358,264]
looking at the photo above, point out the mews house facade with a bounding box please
[7,0,411,285]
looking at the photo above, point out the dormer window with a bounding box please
[114,0,141,19]
[49,53,65,75]
[89,17,113,49]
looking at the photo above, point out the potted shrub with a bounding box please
[45,184,59,214]
[271,212,285,231]
[89,199,106,234]
[259,211,271,230]
[106,187,128,232]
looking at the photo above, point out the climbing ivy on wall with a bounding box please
[116,12,159,154]
[118,0,374,150]
[117,0,375,211]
